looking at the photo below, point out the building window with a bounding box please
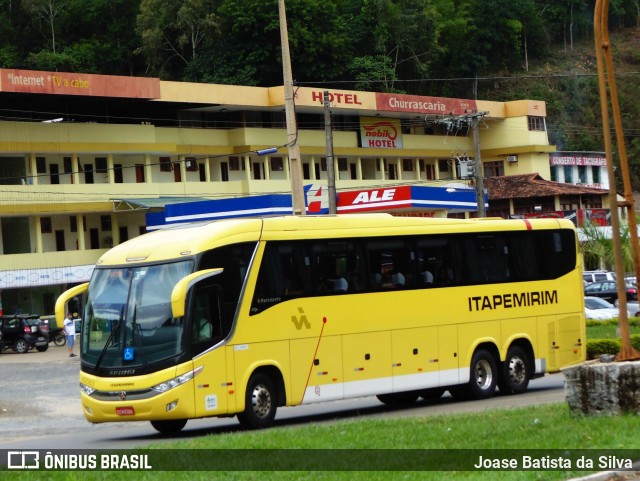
[185,157,198,172]
[63,157,73,173]
[270,157,284,171]
[402,159,414,172]
[564,165,573,184]
[70,216,77,232]
[100,215,112,232]
[592,166,601,184]
[528,116,546,131]
[159,157,172,172]
[40,217,52,234]
[95,157,108,173]
[484,161,504,178]
[438,159,449,172]
[114,164,123,183]
[229,156,240,171]
[36,157,46,174]
[578,166,587,184]
[338,158,348,172]
[550,166,558,182]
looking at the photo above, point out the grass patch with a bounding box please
[6,403,640,481]
[586,321,640,339]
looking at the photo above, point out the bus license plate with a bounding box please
[116,407,135,416]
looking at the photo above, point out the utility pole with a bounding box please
[470,113,487,217]
[278,0,306,215]
[323,91,337,215]
[425,111,488,217]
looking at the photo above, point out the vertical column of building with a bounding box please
[76,215,86,250]
[107,154,115,184]
[204,157,211,182]
[243,155,251,182]
[71,154,80,184]
[111,213,119,246]
[31,217,43,253]
[356,157,363,180]
[144,154,153,183]
[29,154,39,185]
[378,158,386,181]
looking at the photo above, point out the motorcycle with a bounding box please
[50,328,66,346]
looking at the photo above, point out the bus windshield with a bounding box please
[81,260,194,371]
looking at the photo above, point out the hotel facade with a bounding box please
[0,68,597,316]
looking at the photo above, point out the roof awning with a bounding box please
[112,197,206,212]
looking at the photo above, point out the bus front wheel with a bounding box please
[237,373,277,429]
[498,346,531,395]
[150,419,187,435]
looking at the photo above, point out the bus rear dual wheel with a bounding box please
[451,347,531,400]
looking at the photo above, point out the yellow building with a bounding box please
[0,68,556,316]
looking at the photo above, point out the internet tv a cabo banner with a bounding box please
[0,69,160,99]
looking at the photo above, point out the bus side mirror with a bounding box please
[171,268,224,318]
[55,282,89,328]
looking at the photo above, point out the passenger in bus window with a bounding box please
[421,270,434,285]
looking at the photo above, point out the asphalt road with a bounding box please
[0,343,569,450]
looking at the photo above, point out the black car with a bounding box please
[584,281,639,306]
[0,315,49,354]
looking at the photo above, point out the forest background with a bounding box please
[1,0,640,186]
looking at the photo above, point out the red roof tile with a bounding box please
[484,173,609,200]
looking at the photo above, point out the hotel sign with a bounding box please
[360,117,403,149]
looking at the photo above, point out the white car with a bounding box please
[584,296,619,320]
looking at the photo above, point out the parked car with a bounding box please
[0,315,49,353]
[584,296,620,320]
[584,280,638,306]
[582,270,616,285]
[0,328,4,353]
[627,301,640,317]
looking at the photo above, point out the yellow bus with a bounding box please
[56,214,585,433]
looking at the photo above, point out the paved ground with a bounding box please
[0,343,82,442]
[2,343,640,480]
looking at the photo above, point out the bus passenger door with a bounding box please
[290,335,343,404]
[391,327,439,392]
[342,332,392,398]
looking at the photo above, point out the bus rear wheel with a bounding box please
[452,349,497,400]
[150,419,187,435]
[237,373,277,429]
[498,346,531,395]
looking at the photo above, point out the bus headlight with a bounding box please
[80,383,96,396]
[151,366,204,393]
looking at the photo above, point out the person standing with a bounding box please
[63,312,77,357]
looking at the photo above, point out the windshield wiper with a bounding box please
[94,305,124,372]
[129,305,149,371]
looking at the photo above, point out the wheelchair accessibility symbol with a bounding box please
[123,347,135,361]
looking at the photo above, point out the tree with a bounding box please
[137,0,219,78]
[581,221,635,272]
[22,0,68,53]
